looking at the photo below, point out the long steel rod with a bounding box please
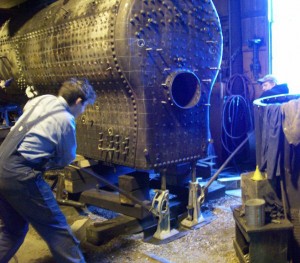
[203,134,252,193]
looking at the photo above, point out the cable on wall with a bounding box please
[221,74,255,162]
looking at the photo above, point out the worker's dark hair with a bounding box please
[58,78,96,106]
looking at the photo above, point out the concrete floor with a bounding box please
[9,192,241,263]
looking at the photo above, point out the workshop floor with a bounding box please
[9,191,241,263]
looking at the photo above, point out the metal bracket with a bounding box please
[181,179,205,228]
[151,189,178,240]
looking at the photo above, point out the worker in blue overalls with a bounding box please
[0,78,96,263]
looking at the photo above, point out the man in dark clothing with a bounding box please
[258,74,289,98]
[0,78,96,263]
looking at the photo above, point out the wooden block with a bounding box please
[119,188,150,206]
[64,177,98,193]
[118,173,149,191]
[73,156,98,168]
[196,162,212,179]
[165,163,191,186]
[64,166,95,180]
[86,215,144,245]
[118,175,139,191]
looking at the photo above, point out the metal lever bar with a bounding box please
[203,134,252,193]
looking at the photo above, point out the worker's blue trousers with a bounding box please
[0,154,85,263]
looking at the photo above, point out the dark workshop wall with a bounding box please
[210,0,270,167]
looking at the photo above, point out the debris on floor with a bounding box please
[10,194,241,263]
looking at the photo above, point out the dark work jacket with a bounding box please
[259,104,284,179]
[260,83,289,98]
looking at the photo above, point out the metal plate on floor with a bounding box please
[144,210,216,245]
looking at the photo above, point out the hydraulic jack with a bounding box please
[152,169,179,240]
[181,162,205,228]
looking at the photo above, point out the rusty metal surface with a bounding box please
[0,0,223,169]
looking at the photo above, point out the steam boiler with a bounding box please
[0,0,223,239]
[0,0,222,169]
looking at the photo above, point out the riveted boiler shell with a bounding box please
[0,0,222,169]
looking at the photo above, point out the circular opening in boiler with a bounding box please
[170,72,201,109]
